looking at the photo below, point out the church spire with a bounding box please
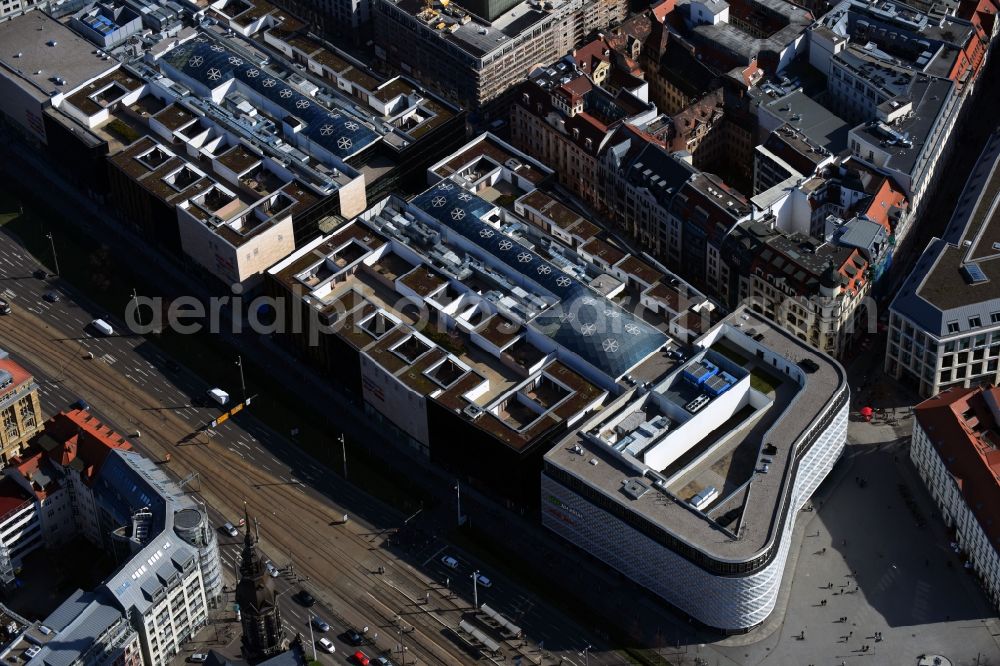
[243,501,254,548]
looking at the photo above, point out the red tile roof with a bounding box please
[0,477,33,522]
[863,177,908,232]
[43,410,132,484]
[0,357,34,401]
[915,386,1000,558]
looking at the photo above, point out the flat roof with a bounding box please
[388,0,551,58]
[762,89,849,153]
[893,131,1000,336]
[269,217,608,452]
[0,10,117,102]
[546,308,846,562]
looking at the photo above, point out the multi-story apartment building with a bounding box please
[542,306,849,631]
[806,0,986,223]
[641,21,720,115]
[846,76,960,224]
[744,228,879,355]
[813,0,990,109]
[0,478,40,579]
[1,409,222,666]
[511,61,657,210]
[8,590,144,666]
[0,350,43,467]
[596,126,696,265]
[887,132,1000,397]
[371,0,627,113]
[911,386,1000,610]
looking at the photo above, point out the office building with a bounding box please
[371,0,628,113]
[887,132,1000,397]
[911,386,1000,611]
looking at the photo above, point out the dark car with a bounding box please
[166,360,181,373]
[0,299,10,315]
[70,399,90,412]
[310,616,330,633]
[32,269,47,280]
[343,629,363,646]
[296,590,316,607]
[42,291,60,303]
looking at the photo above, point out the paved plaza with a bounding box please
[706,361,1000,666]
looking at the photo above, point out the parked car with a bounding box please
[188,654,208,663]
[351,651,370,666]
[32,269,47,280]
[343,629,363,646]
[0,299,10,315]
[440,555,459,569]
[70,399,90,412]
[311,616,330,633]
[475,573,493,588]
[316,638,336,654]
[42,291,60,303]
[296,590,316,607]
[220,522,239,538]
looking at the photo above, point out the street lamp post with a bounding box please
[235,355,246,403]
[471,570,479,609]
[581,644,592,666]
[338,433,347,479]
[395,615,407,666]
[132,288,144,330]
[308,614,317,661]
[455,480,465,526]
[45,232,60,277]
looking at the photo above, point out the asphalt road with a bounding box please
[0,227,629,666]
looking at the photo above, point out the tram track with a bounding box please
[0,309,468,665]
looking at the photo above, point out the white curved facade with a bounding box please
[541,384,849,631]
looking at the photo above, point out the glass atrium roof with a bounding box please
[411,180,668,378]
[162,36,379,159]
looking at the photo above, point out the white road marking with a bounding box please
[422,545,448,567]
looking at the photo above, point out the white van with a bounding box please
[91,319,114,336]
[207,388,229,406]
